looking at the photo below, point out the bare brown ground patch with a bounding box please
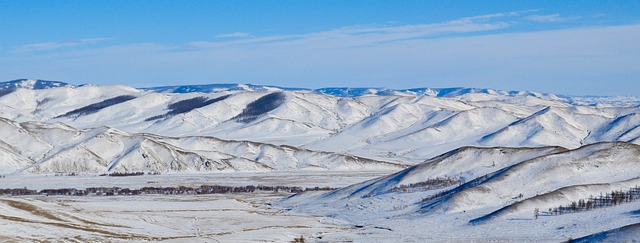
[0,209,192,241]
[60,213,131,228]
[0,199,67,222]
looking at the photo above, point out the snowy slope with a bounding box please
[0,79,72,90]
[279,142,640,241]
[279,146,565,214]
[573,222,640,242]
[2,80,640,240]
[443,142,640,214]
[0,119,405,175]
[1,79,640,172]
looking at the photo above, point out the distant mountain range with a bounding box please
[0,78,639,175]
[0,78,565,98]
[3,78,640,240]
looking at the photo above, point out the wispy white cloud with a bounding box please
[458,10,537,22]
[215,32,253,38]
[3,12,638,96]
[525,14,574,23]
[188,12,526,50]
[13,38,110,53]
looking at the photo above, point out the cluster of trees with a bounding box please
[0,188,38,195]
[547,185,640,216]
[145,95,231,121]
[389,177,461,193]
[421,190,450,203]
[234,92,286,123]
[1,184,336,196]
[419,174,495,203]
[58,95,136,118]
[53,171,160,177]
[54,173,79,176]
[100,172,146,177]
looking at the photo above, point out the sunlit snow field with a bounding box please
[0,171,386,242]
[0,193,349,242]
[2,81,640,241]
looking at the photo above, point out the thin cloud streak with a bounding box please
[2,12,638,96]
[187,12,523,49]
[13,38,110,53]
[215,32,253,38]
[525,14,574,23]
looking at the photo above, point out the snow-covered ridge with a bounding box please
[0,79,73,90]
[143,84,566,100]
[6,79,627,101]
[0,119,405,175]
[141,83,306,93]
[1,79,640,164]
[279,142,640,241]
[2,79,640,240]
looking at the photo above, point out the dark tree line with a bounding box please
[233,92,286,123]
[389,177,461,193]
[0,188,37,196]
[420,173,493,203]
[421,190,450,203]
[58,95,136,118]
[0,185,336,196]
[548,185,640,216]
[100,172,146,177]
[145,95,231,121]
[0,88,16,98]
[52,171,158,177]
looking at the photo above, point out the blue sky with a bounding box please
[0,1,639,96]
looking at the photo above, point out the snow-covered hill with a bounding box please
[1,79,640,174]
[0,118,403,174]
[0,79,72,90]
[278,142,640,241]
[2,79,640,240]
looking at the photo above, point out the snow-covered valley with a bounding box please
[2,79,640,241]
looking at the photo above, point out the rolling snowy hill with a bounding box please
[2,79,640,241]
[0,118,404,174]
[0,79,640,174]
[279,142,640,241]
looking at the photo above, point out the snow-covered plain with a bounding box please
[0,171,386,242]
[0,194,351,242]
[2,79,640,241]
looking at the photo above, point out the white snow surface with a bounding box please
[2,81,640,241]
[278,142,640,241]
[1,81,640,174]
